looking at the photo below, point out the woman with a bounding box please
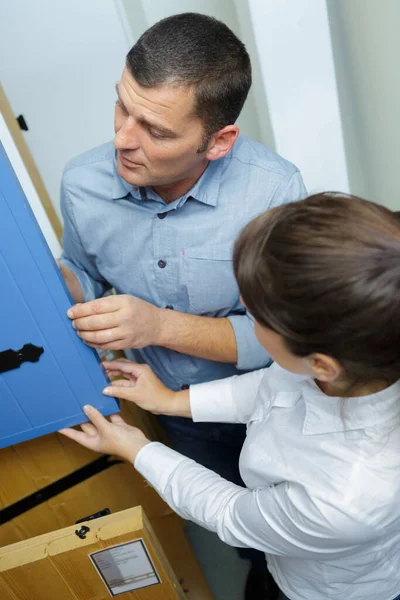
[61,193,400,600]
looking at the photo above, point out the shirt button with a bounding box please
[165,305,174,310]
[158,259,167,268]
[181,384,189,390]
[157,212,167,219]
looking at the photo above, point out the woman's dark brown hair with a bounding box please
[233,193,400,384]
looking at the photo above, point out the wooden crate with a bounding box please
[0,506,186,600]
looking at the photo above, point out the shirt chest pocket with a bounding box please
[182,243,240,314]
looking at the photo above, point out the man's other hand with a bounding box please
[56,260,84,304]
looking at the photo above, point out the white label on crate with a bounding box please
[89,538,161,596]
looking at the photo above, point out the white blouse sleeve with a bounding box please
[135,443,372,559]
[189,367,267,424]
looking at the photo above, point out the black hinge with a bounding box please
[0,343,44,374]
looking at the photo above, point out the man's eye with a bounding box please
[149,129,166,140]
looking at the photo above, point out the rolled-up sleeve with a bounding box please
[60,176,110,301]
[228,311,271,370]
[227,170,306,371]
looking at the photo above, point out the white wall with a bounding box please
[0,114,61,257]
[0,0,129,219]
[247,0,349,194]
[327,0,400,210]
[232,0,275,149]
[2,0,399,214]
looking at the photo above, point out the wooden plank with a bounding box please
[0,83,62,241]
[0,434,99,510]
[0,559,78,600]
[0,523,25,549]
[49,544,112,600]
[12,433,95,489]
[0,573,18,600]
[0,461,172,547]
[0,446,38,507]
[0,499,64,547]
[0,433,107,547]
[46,461,172,526]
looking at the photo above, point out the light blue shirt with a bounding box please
[60,135,306,390]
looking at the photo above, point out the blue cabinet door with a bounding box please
[0,142,118,449]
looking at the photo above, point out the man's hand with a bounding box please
[67,295,164,351]
[67,292,238,364]
[59,405,150,463]
[56,260,84,304]
[102,359,191,417]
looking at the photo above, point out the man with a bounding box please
[60,13,306,599]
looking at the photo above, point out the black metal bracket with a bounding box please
[76,508,111,525]
[74,508,112,540]
[0,343,44,374]
[0,455,123,525]
[75,525,90,540]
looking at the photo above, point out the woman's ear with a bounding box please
[308,353,343,382]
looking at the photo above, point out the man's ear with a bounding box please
[205,125,239,161]
[308,353,343,382]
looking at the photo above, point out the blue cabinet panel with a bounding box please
[0,142,119,449]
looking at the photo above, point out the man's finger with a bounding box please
[84,341,123,351]
[67,296,121,319]
[77,329,124,345]
[72,312,120,332]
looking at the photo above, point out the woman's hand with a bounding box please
[59,405,150,463]
[102,359,191,417]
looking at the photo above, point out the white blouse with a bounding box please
[135,363,400,600]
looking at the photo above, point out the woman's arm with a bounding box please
[59,405,370,560]
[102,359,267,423]
[135,442,372,559]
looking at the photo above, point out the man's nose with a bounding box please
[114,117,140,149]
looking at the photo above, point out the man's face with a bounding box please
[114,68,208,190]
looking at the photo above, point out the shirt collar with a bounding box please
[299,378,400,435]
[111,150,222,207]
[182,159,221,207]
